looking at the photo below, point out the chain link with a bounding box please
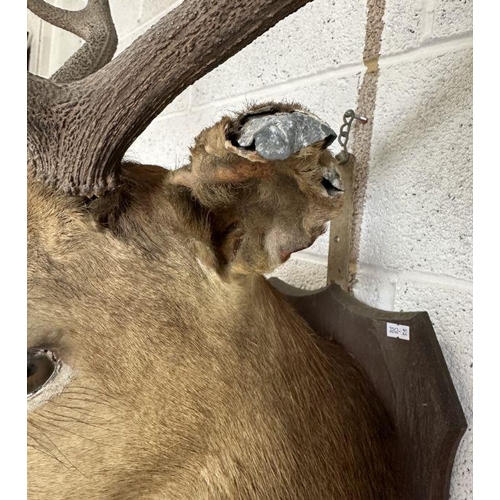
[336,109,368,164]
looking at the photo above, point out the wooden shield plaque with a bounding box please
[269,278,467,500]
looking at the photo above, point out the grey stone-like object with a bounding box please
[236,112,337,161]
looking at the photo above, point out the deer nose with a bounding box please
[321,168,344,196]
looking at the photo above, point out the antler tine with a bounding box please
[28,0,313,197]
[27,0,117,83]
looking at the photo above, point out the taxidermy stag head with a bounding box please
[28,0,396,498]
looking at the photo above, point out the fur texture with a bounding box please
[28,103,396,499]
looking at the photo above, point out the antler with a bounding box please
[27,0,117,83]
[27,0,313,197]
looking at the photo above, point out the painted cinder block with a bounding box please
[380,0,424,55]
[126,106,230,168]
[358,47,472,281]
[190,0,366,106]
[431,0,473,39]
[394,278,472,499]
[160,90,191,115]
[140,0,181,24]
[269,255,328,290]
[352,269,385,307]
[353,264,398,310]
[109,0,144,41]
[304,221,331,259]
[125,115,200,169]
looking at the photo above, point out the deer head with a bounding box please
[28,1,395,498]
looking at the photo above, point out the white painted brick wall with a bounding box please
[189,0,366,105]
[41,0,473,496]
[361,46,473,280]
[380,0,424,54]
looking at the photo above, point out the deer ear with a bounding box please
[225,109,337,162]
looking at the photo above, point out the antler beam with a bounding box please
[27,0,313,196]
[27,0,117,83]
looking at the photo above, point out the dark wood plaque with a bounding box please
[269,278,467,500]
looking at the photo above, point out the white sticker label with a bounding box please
[386,322,410,341]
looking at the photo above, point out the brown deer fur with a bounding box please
[28,1,397,497]
[28,103,396,499]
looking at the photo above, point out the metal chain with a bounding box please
[336,109,368,164]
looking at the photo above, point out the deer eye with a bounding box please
[27,348,59,396]
[27,348,73,411]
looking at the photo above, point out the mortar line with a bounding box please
[138,0,145,26]
[357,262,399,281]
[150,61,368,118]
[421,0,438,40]
[380,33,472,66]
[397,270,473,292]
[33,17,44,76]
[154,34,472,121]
[350,262,399,309]
[387,276,397,311]
[345,0,387,291]
[357,262,473,291]
[291,251,328,266]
